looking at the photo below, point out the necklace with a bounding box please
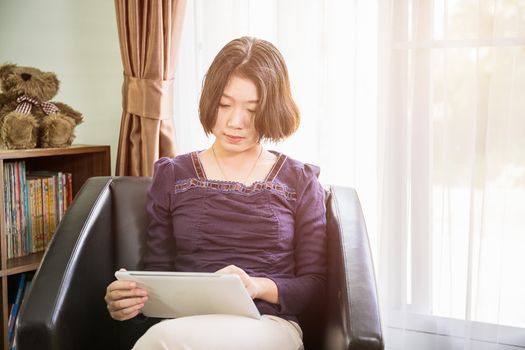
[212,145,263,185]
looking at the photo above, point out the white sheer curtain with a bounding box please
[378,0,525,349]
[172,1,525,348]
[173,0,379,245]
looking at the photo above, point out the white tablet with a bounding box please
[115,270,261,320]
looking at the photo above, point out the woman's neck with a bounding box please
[199,143,276,185]
[211,143,262,184]
[211,143,262,163]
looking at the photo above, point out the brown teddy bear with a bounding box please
[0,63,83,149]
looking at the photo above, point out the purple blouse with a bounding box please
[143,151,327,322]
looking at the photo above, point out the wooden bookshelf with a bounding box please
[0,145,110,349]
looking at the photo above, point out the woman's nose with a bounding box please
[226,108,245,128]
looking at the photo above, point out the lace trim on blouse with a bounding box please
[173,177,297,201]
[171,151,296,200]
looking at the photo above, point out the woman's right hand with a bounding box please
[104,272,148,321]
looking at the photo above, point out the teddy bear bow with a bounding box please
[14,95,59,115]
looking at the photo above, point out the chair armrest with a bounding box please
[16,177,118,350]
[325,186,384,350]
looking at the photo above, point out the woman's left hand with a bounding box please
[215,264,278,304]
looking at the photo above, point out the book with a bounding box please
[40,177,50,248]
[9,278,31,350]
[19,162,29,256]
[31,178,44,252]
[26,179,35,254]
[3,163,12,258]
[7,273,26,344]
[6,304,14,337]
[46,175,56,242]
[67,173,73,205]
[26,178,44,253]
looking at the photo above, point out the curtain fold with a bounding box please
[114,0,186,176]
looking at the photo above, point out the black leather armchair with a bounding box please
[15,176,383,350]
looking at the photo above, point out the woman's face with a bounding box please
[212,75,260,154]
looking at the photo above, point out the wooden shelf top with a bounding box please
[3,252,45,277]
[0,144,109,160]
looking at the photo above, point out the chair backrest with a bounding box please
[110,177,151,270]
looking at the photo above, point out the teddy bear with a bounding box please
[0,63,83,149]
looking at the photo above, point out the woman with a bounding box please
[104,36,327,350]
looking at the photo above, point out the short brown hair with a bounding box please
[199,37,300,142]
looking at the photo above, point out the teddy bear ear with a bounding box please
[44,70,60,89]
[0,63,17,80]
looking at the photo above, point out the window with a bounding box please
[380,0,525,347]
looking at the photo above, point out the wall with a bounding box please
[0,0,122,174]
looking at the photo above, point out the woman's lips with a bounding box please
[225,134,244,143]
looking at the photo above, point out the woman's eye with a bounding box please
[219,103,230,108]
[247,109,255,114]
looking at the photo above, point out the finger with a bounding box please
[110,286,148,300]
[107,282,148,299]
[108,296,148,313]
[109,280,139,291]
[111,302,145,321]
[106,281,138,297]
[106,290,146,307]
[112,304,144,320]
[215,265,233,274]
[110,295,148,311]
[216,264,243,275]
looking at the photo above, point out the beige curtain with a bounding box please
[114,0,186,176]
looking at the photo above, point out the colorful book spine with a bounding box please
[2,166,74,257]
[7,273,26,344]
[34,178,44,252]
[67,173,73,205]
[3,163,12,259]
[56,172,63,222]
[5,162,14,258]
[62,173,67,217]
[6,304,14,339]
[47,175,56,242]
[14,163,21,257]
[10,278,32,350]
[20,162,30,256]
[27,179,36,254]
[41,177,49,248]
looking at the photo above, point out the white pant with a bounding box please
[132,314,304,350]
